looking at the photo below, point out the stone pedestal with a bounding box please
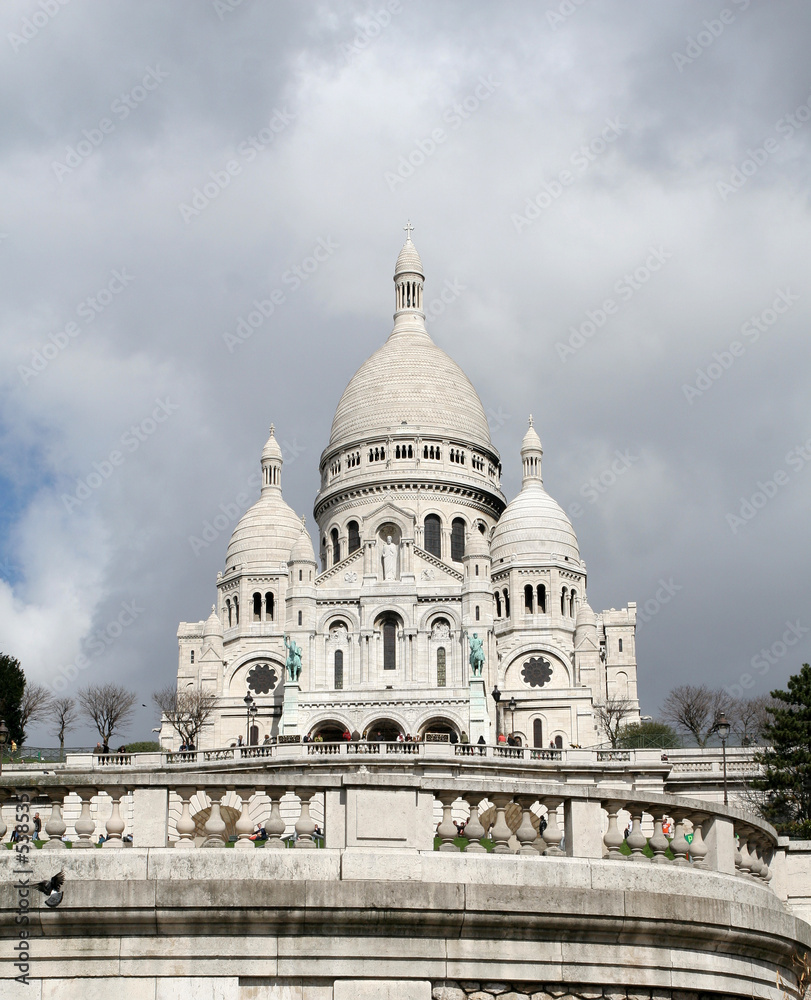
[468,676,490,744]
[281,681,300,736]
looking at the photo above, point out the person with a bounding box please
[263,734,272,745]
[539,815,547,836]
[497,732,507,744]
[117,745,127,753]
[95,742,103,754]
[461,731,469,744]
[549,740,556,749]
[302,734,311,744]
[179,742,187,752]
[449,730,459,745]
[237,735,244,747]
[342,729,351,741]
[102,741,109,755]
[187,740,195,751]
[624,822,632,840]
[249,825,268,842]
[33,813,41,838]
[396,732,404,742]
[10,825,21,843]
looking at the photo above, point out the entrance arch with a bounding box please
[310,719,348,742]
[364,718,403,741]
[419,716,460,740]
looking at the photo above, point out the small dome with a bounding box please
[521,417,542,453]
[262,425,283,461]
[394,235,424,276]
[203,605,223,638]
[225,493,302,572]
[289,519,316,564]
[491,482,580,564]
[465,521,491,558]
[575,601,597,629]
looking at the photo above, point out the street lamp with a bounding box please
[243,693,254,746]
[716,711,731,806]
[249,703,258,745]
[508,697,517,737]
[491,685,501,739]
[0,720,8,775]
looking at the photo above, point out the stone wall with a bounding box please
[433,985,753,1000]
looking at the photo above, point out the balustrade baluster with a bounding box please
[436,792,460,852]
[647,806,669,864]
[626,805,648,862]
[756,838,773,883]
[235,788,256,849]
[0,791,7,843]
[746,833,763,878]
[541,797,564,855]
[174,786,197,849]
[734,829,744,875]
[515,795,539,856]
[73,787,97,849]
[202,789,228,847]
[602,800,625,860]
[103,787,126,848]
[265,790,286,849]
[669,810,691,866]
[688,813,709,869]
[462,794,487,853]
[294,788,317,848]
[490,793,514,854]
[43,789,67,850]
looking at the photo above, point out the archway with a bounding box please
[310,719,348,742]
[419,716,460,740]
[364,718,403,741]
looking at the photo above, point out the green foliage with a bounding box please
[754,663,811,837]
[124,740,161,753]
[616,720,681,749]
[0,653,26,744]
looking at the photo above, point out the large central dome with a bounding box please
[328,232,492,452]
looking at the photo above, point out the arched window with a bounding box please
[334,649,343,690]
[475,605,480,621]
[265,592,274,621]
[234,597,239,624]
[331,527,340,565]
[424,514,441,558]
[533,718,543,748]
[618,638,623,653]
[537,584,546,613]
[503,588,510,617]
[451,518,465,562]
[253,592,262,621]
[347,520,360,554]
[570,590,577,617]
[524,585,534,613]
[190,649,194,663]
[561,588,567,615]
[383,619,397,670]
[297,610,302,626]
[554,735,563,749]
[226,599,232,627]
[437,647,446,687]
[494,591,502,617]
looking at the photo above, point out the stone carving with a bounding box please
[522,656,553,688]
[431,621,450,640]
[466,631,485,676]
[421,568,435,581]
[329,623,348,643]
[283,635,302,682]
[382,535,398,580]
[344,571,358,583]
[246,663,278,694]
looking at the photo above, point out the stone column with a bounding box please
[281,680,300,737]
[103,787,127,848]
[462,794,487,853]
[563,798,603,859]
[202,789,228,847]
[703,814,735,874]
[669,809,691,867]
[646,806,670,865]
[468,676,489,744]
[515,796,539,856]
[490,793,513,854]
[436,792,460,852]
[234,788,256,849]
[265,789,286,849]
[689,812,710,870]
[174,787,197,849]
[43,789,67,850]
[602,800,625,860]
[626,804,649,862]
[294,788,317,848]
[73,787,97,849]
[541,797,564,856]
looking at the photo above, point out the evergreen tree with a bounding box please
[755,663,811,837]
[0,653,27,744]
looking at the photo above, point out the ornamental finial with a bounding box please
[528,414,534,427]
[403,219,414,241]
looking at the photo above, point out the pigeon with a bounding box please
[35,870,65,908]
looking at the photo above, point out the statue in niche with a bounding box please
[381,535,398,580]
[465,631,485,676]
[283,635,302,682]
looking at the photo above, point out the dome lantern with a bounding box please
[261,424,283,493]
[521,415,543,486]
[393,220,426,333]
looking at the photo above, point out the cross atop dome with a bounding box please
[403,219,414,241]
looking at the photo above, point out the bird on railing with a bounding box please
[35,871,65,908]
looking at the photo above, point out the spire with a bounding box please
[261,424,283,493]
[521,415,543,486]
[392,222,426,335]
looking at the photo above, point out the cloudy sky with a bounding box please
[1,0,809,746]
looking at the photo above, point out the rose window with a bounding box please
[247,663,278,694]
[521,656,553,688]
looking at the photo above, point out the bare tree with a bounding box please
[19,682,53,741]
[78,684,137,745]
[47,696,79,761]
[153,685,217,747]
[661,685,725,747]
[595,695,636,747]
[727,694,773,745]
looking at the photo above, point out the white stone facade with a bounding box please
[170,230,640,750]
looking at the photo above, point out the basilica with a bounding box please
[170,229,640,749]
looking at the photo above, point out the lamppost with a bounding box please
[491,685,501,739]
[508,697,517,738]
[249,703,258,745]
[0,720,8,776]
[243,693,254,746]
[716,711,731,806]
